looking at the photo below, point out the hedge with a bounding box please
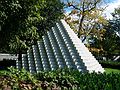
[99,61,120,69]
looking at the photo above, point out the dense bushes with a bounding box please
[99,61,120,69]
[0,67,120,90]
[0,67,41,90]
[35,68,120,90]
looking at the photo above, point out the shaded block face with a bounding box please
[16,19,104,73]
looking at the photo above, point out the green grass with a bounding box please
[105,68,120,74]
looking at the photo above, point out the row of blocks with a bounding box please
[60,20,104,73]
[16,20,104,73]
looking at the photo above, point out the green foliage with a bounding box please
[8,67,36,83]
[98,6,120,60]
[0,0,64,53]
[64,0,108,39]
[35,68,120,90]
[103,23,120,54]
[38,0,64,31]
[1,67,120,90]
[88,6,120,59]
[0,67,41,90]
[105,68,120,74]
[100,61,120,69]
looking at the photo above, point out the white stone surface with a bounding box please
[17,20,104,73]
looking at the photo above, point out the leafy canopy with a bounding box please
[0,0,64,53]
[64,0,108,41]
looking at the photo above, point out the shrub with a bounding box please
[99,61,120,69]
[0,67,120,90]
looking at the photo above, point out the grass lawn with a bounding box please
[105,68,120,74]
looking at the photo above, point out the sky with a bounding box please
[63,0,120,20]
[62,0,120,37]
[103,0,120,19]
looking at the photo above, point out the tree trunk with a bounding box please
[78,15,85,38]
[18,50,22,61]
[78,1,85,39]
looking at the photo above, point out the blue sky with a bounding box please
[103,0,120,19]
[107,0,115,3]
[63,0,120,19]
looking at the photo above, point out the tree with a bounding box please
[110,6,120,33]
[101,6,120,60]
[62,0,109,59]
[64,0,108,42]
[91,6,120,60]
[0,0,64,54]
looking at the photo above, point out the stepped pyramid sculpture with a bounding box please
[16,19,104,73]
